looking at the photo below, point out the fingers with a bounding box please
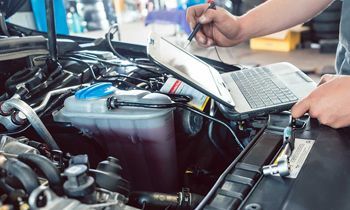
[186,4,215,46]
[186,4,210,29]
[197,24,215,47]
[318,74,335,86]
[198,9,220,24]
[194,30,208,45]
[291,96,311,119]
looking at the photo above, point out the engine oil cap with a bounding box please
[75,83,116,100]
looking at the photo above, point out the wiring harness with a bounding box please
[106,96,245,150]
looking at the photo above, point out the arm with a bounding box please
[186,0,333,47]
[237,0,334,41]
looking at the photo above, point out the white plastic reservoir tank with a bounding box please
[53,83,177,192]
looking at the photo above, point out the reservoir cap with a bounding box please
[75,83,115,100]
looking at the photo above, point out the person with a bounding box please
[186,0,350,128]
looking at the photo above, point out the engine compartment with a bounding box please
[0,24,267,210]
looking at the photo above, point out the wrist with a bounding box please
[234,15,251,44]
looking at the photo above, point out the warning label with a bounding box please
[287,138,315,179]
[160,78,209,111]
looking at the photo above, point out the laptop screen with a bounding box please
[147,32,235,108]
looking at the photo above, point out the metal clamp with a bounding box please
[262,117,296,177]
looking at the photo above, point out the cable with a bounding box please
[67,53,128,67]
[106,24,127,60]
[101,74,151,85]
[66,51,163,78]
[60,55,161,91]
[107,97,244,150]
[208,99,229,158]
[69,52,163,75]
[59,56,140,89]
[59,56,97,79]
[211,21,225,64]
[214,46,225,63]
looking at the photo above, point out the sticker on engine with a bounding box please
[160,78,209,111]
[287,138,315,179]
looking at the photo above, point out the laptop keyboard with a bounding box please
[231,67,298,109]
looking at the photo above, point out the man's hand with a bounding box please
[292,75,350,128]
[186,4,242,47]
[186,0,332,48]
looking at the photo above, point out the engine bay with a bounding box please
[0,22,270,209]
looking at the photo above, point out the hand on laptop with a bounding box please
[317,74,338,86]
[186,4,242,47]
[292,75,350,128]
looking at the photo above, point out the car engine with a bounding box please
[0,19,266,209]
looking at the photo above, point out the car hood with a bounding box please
[0,0,26,18]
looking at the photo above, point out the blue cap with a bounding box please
[75,83,116,100]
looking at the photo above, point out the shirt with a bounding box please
[336,0,350,74]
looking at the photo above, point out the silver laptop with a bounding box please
[147,32,316,120]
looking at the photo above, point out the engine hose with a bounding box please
[0,179,15,194]
[1,98,60,150]
[128,191,203,209]
[17,153,63,196]
[2,159,40,194]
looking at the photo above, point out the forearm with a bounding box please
[236,0,334,42]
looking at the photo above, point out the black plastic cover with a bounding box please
[240,119,350,210]
[202,114,350,210]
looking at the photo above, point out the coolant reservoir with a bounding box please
[54,83,177,192]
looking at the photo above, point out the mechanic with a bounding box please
[186,0,350,128]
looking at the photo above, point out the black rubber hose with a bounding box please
[3,159,40,194]
[0,179,15,194]
[17,153,63,196]
[128,191,203,209]
[129,192,178,209]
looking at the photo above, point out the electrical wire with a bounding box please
[67,53,129,67]
[59,56,143,89]
[106,24,127,60]
[69,52,163,76]
[107,98,244,150]
[101,74,151,85]
[214,46,225,63]
[211,21,225,63]
[60,54,161,90]
[58,56,98,80]
[61,55,145,82]
[208,99,229,159]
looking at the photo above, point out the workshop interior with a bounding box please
[0,0,347,210]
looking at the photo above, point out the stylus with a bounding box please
[184,1,216,49]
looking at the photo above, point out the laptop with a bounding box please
[147,32,316,120]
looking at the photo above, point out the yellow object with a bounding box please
[113,0,125,13]
[250,25,308,52]
[19,203,30,210]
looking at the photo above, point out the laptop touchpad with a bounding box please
[281,72,312,85]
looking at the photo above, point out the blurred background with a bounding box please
[8,0,343,80]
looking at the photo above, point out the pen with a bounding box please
[184,0,216,49]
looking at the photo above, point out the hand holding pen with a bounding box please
[185,0,216,48]
[186,1,243,48]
